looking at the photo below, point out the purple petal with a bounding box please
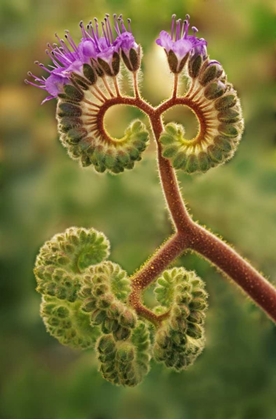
[155,16,208,63]
[44,73,68,97]
[97,48,115,64]
[78,39,97,60]
[115,32,138,51]
[172,38,193,59]
[156,31,174,51]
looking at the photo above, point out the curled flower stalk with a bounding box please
[26,14,147,174]
[28,13,276,387]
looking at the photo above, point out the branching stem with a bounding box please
[97,91,276,325]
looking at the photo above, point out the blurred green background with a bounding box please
[1,0,276,418]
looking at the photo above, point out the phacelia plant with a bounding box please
[26,13,276,387]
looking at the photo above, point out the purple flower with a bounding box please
[156,14,207,71]
[25,14,139,102]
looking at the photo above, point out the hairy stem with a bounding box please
[129,233,188,324]
[139,101,276,323]
[188,222,276,321]
[172,74,179,98]
[96,93,276,324]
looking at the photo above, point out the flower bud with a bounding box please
[204,80,226,100]
[189,52,204,76]
[62,84,84,102]
[215,94,237,110]
[97,321,151,387]
[57,102,82,118]
[153,267,208,371]
[41,296,101,350]
[122,47,141,72]
[198,61,223,86]
[82,63,97,84]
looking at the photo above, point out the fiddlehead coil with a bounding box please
[57,71,149,174]
[34,227,111,349]
[153,268,208,370]
[96,321,151,387]
[160,55,244,173]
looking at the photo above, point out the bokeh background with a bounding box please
[1,0,276,418]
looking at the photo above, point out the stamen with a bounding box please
[37,62,52,74]
[25,79,45,89]
[113,14,120,35]
[86,21,92,37]
[60,39,76,60]
[25,72,46,89]
[121,18,127,33]
[106,15,115,42]
[127,18,132,33]
[104,16,113,44]
[94,18,99,39]
[192,26,198,33]
[55,33,65,48]
[175,19,182,41]
[101,21,110,46]
[79,21,87,39]
[171,14,176,38]
[46,43,55,54]
[118,15,127,33]
[89,23,99,48]
[64,31,78,52]
[45,49,59,67]
[52,49,71,66]
[183,19,189,38]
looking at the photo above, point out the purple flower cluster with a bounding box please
[25,14,139,103]
[156,14,207,62]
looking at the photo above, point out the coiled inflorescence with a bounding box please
[57,88,149,173]
[77,262,152,386]
[34,225,208,385]
[153,268,208,370]
[78,261,137,341]
[96,321,151,387]
[157,15,244,173]
[34,227,110,349]
[34,226,152,386]
[26,14,149,174]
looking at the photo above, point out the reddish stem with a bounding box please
[95,92,276,324]
[188,222,276,321]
